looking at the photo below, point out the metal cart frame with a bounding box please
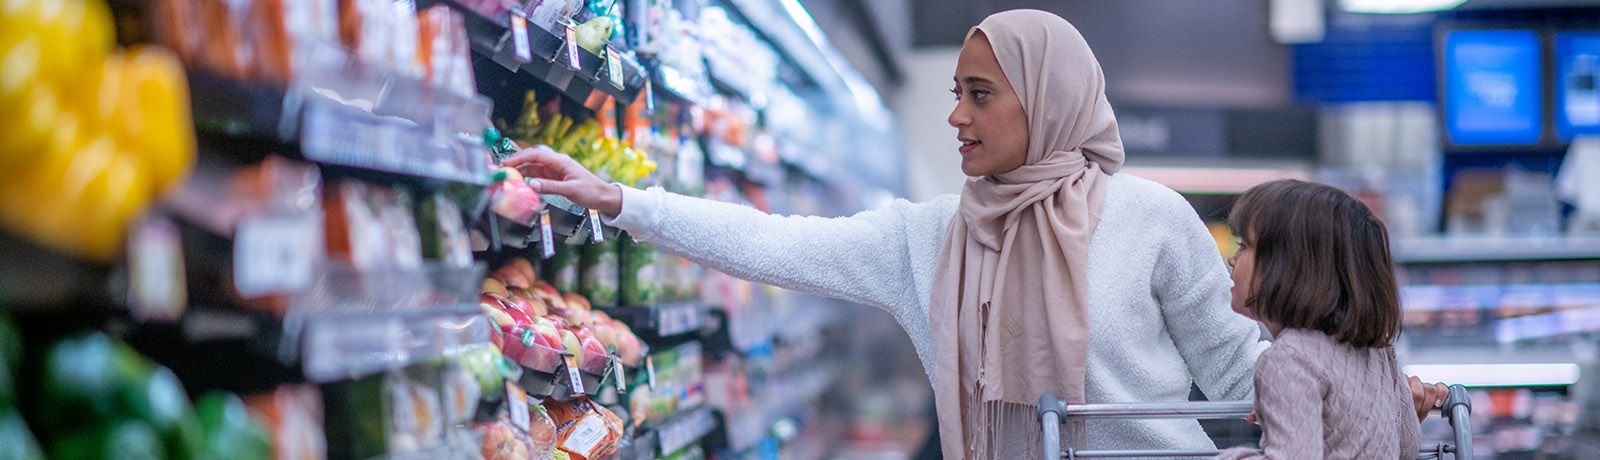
[1038,384,1475,459]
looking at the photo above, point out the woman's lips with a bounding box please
[959,139,980,154]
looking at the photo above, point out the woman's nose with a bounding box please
[948,105,969,128]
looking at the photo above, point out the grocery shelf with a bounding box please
[635,405,717,458]
[1392,236,1600,263]
[297,305,494,382]
[710,363,841,455]
[595,302,707,341]
[0,231,116,313]
[188,62,496,187]
[417,0,647,105]
[645,59,712,107]
[477,194,617,253]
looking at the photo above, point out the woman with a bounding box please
[507,10,1439,459]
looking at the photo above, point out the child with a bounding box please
[1215,180,1420,460]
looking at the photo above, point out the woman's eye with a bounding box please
[972,90,989,100]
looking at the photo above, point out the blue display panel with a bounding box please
[1444,30,1544,146]
[1556,32,1600,141]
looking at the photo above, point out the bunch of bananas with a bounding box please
[0,0,196,262]
[501,91,656,187]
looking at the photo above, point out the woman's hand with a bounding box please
[1408,376,1448,422]
[501,146,624,216]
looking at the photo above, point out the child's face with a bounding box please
[1226,237,1256,319]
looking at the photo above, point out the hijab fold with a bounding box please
[927,10,1126,459]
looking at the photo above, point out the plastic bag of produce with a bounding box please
[579,241,618,306]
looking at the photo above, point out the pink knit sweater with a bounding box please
[1214,328,1420,460]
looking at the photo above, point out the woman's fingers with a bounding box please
[501,146,567,171]
[1408,376,1431,422]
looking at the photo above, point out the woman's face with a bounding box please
[1226,237,1256,319]
[948,32,1030,177]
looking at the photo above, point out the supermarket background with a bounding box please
[2,0,1600,459]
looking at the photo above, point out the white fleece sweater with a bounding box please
[606,173,1269,455]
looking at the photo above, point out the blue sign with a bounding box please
[1556,32,1600,141]
[1444,30,1544,146]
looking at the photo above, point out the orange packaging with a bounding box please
[200,0,246,78]
[545,399,623,460]
[244,385,328,460]
[247,0,294,83]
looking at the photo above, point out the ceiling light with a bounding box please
[1341,0,1468,14]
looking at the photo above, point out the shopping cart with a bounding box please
[1037,384,1475,459]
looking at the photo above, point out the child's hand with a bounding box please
[1245,411,1257,424]
[1408,376,1448,422]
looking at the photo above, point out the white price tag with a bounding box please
[563,23,582,71]
[511,12,533,61]
[606,47,624,90]
[612,355,626,392]
[129,215,186,322]
[587,209,604,243]
[388,382,418,432]
[564,355,585,393]
[233,217,315,298]
[508,382,530,432]
[561,413,608,456]
[644,79,655,113]
[538,210,555,258]
[646,356,657,389]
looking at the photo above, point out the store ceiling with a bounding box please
[908,0,1291,105]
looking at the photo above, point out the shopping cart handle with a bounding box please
[1442,384,1473,460]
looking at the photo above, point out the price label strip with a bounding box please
[564,355,585,394]
[564,22,582,71]
[587,209,604,243]
[508,381,530,432]
[539,209,555,259]
[644,79,655,113]
[646,356,657,390]
[129,215,186,322]
[233,217,315,298]
[611,356,626,393]
[511,12,533,61]
[606,47,625,90]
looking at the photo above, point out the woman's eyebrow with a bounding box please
[962,76,992,85]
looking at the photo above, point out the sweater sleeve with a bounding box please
[1151,196,1271,401]
[1212,348,1326,460]
[603,185,930,314]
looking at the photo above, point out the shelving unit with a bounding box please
[0,0,896,459]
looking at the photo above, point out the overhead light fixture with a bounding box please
[1403,363,1582,387]
[1341,0,1467,14]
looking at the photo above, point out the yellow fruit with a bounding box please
[0,0,46,28]
[0,134,148,262]
[34,0,112,79]
[0,32,41,111]
[111,46,195,195]
[0,85,58,167]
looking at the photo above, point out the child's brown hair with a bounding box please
[1227,179,1401,349]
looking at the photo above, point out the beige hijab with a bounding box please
[929,9,1125,459]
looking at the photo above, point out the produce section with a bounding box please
[2,0,888,459]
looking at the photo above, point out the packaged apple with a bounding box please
[477,421,531,460]
[490,168,543,226]
[527,404,558,458]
